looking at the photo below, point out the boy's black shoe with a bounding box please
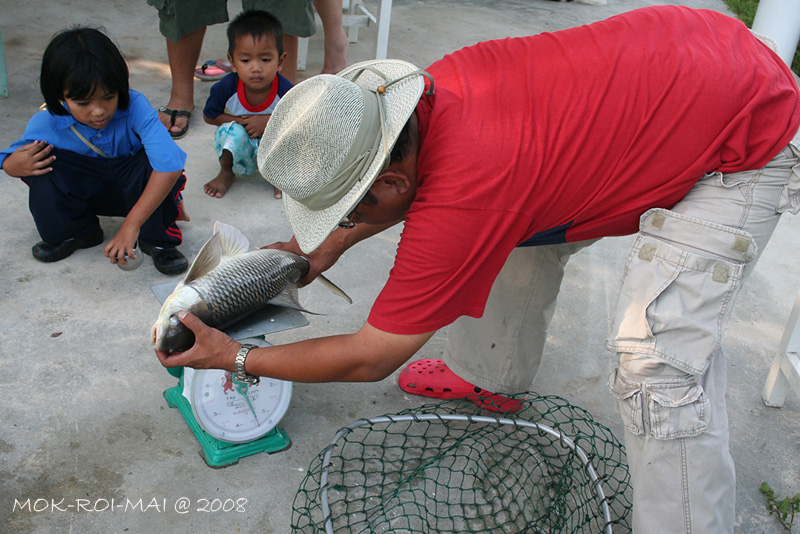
[139,242,188,275]
[32,225,104,263]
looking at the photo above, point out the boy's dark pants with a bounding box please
[22,149,186,248]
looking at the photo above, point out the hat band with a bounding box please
[297,85,387,212]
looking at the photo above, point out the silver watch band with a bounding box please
[234,343,260,385]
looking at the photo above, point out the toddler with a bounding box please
[203,10,293,199]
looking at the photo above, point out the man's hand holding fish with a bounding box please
[262,221,393,287]
[156,310,434,384]
[155,310,240,371]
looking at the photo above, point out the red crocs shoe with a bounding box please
[398,359,523,414]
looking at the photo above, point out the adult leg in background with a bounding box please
[149,0,229,136]
[162,27,205,135]
[312,0,348,74]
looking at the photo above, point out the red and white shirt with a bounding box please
[203,72,293,120]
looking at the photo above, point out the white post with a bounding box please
[751,0,800,67]
[763,288,800,407]
[375,0,392,59]
[297,37,309,72]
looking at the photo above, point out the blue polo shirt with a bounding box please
[0,90,186,173]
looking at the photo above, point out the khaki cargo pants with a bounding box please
[444,131,800,533]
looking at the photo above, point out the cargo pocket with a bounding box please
[608,369,644,436]
[608,369,709,440]
[607,209,755,376]
[647,379,709,440]
[777,155,800,214]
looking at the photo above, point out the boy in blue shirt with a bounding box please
[1,28,189,274]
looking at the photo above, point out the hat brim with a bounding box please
[280,59,425,253]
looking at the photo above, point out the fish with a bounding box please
[151,221,351,353]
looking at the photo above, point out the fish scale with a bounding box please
[191,250,309,328]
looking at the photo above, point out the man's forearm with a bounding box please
[157,313,434,384]
[331,221,398,253]
[240,323,433,383]
[269,221,400,285]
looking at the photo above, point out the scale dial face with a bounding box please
[190,369,292,443]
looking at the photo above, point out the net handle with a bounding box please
[318,413,615,534]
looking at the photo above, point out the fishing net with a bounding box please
[291,392,632,534]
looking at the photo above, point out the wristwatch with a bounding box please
[234,343,260,386]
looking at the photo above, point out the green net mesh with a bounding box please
[292,392,632,533]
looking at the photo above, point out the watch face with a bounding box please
[190,369,292,443]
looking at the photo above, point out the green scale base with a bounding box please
[164,372,291,468]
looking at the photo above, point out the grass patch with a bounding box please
[724,0,800,73]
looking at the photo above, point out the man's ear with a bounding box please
[375,170,412,195]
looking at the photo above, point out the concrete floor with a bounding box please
[1,0,799,532]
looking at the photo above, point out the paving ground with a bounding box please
[1,1,799,532]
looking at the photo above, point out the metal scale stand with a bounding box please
[154,282,309,468]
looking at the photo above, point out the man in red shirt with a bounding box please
[156,6,800,532]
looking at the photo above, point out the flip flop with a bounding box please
[158,106,192,139]
[194,59,232,81]
[398,359,523,413]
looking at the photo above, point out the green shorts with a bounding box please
[249,0,316,37]
[148,0,316,42]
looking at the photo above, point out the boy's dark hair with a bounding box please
[227,10,284,57]
[40,27,129,116]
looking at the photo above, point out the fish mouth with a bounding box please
[152,314,197,353]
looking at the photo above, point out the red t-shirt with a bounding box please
[368,5,800,335]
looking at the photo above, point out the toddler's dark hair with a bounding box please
[41,27,129,115]
[227,10,284,57]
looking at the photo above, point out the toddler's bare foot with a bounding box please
[273,186,283,199]
[204,170,235,198]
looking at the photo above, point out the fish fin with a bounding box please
[316,274,353,304]
[213,221,250,256]
[183,232,223,283]
[269,284,319,315]
[183,222,250,283]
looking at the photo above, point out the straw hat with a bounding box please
[258,59,429,253]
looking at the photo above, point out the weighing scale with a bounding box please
[153,281,309,468]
